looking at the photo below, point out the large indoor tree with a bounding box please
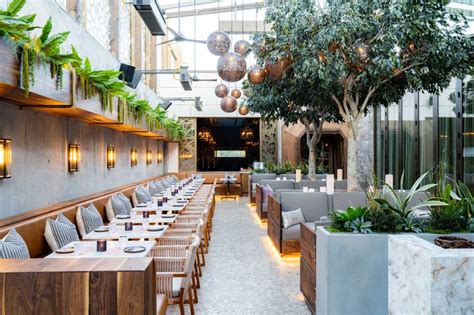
[244,27,340,177]
[252,0,472,190]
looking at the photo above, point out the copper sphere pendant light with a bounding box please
[238,104,250,115]
[206,31,231,56]
[264,57,291,81]
[220,96,238,113]
[247,65,266,84]
[214,84,229,98]
[217,52,247,82]
[231,89,242,99]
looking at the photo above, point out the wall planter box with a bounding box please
[315,227,474,315]
[0,39,168,140]
[389,235,474,314]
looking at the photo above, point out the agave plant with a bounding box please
[349,217,373,234]
[374,172,447,219]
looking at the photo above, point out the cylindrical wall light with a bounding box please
[0,139,12,179]
[68,144,80,172]
[157,150,163,164]
[107,146,116,169]
[130,148,138,167]
[146,150,152,165]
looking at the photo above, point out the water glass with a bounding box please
[109,222,116,233]
[74,242,85,255]
[119,235,128,249]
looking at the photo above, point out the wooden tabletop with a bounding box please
[46,241,156,259]
[82,224,168,240]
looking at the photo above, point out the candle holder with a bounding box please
[163,196,168,203]
[97,240,107,252]
[125,222,133,231]
[157,198,163,207]
[143,211,150,219]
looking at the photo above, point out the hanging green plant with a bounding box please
[0,0,37,42]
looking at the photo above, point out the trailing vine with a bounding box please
[0,0,185,140]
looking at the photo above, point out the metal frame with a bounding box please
[373,78,467,187]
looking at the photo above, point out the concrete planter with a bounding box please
[316,227,474,315]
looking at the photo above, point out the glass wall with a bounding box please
[463,76,474,191]
[374,78,472,190]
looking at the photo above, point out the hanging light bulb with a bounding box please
[207,31,231,56]
[217,52,247,82]
[231,89,242,99]
[234,39,250,56]
[247,65,266,84]
[214,84,229,98]
[220,96,238,113]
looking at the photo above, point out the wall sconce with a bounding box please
[107,146,116,169]
[146,149,152,165]
[130,148,138,167]
[157,150,163,164]
[180,152,193,160]
[68,144,80,172]
[0,139,12,179]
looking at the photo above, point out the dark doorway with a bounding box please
[197,118,260,171]
[300,133,345,174]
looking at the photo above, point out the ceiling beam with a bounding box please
[165,2,265,19]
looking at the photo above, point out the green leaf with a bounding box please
[40,17,52,43]
[7,0,26,16]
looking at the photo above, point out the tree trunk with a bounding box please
[307,140,318,179]
[347,121,360,191]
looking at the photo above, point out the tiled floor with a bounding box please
[168,197,311,315]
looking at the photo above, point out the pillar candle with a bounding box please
[326,174,335,195]
[337,169,343,181]
[385,174,394,189]
[296,169,302,183]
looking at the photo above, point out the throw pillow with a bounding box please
[45,214,80,251]
[76,203,104,237]
[0,228,30,259]
[261,184,274,203]
[282,208,305,229]
[136,186,152,204]
[117,192,132,212]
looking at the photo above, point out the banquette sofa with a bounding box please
[256,179,348,220]
[267,191,366,255]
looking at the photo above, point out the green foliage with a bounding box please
[0,0,186,141]
[296,161,309,175]
[374,172,446,218]
[349,217,373,234]
[329,206,368,232]
[428,170,472,233]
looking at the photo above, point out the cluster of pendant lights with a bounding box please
[207,31,250,115]
[207,31,293,114]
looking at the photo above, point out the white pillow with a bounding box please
[282,208,305,229]
[45,214,80,251]
[76,203,104,237]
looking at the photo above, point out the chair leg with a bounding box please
[200,243,206,266]
[191,272,199,303]
[179,297,185,315]
[194,263,201,288]
[188,288,195,315]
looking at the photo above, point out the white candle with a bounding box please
[337,169,343,181]
[385,174,394,189]
[296,169,302,183]
[326,174,335,195]
[303,186,308,192]
[309,188,315,192]
[319,187,326,192]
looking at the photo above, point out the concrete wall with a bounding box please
[0,102,164,219]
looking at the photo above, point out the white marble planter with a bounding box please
[388,235,474,314]
[316,227,474,315]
